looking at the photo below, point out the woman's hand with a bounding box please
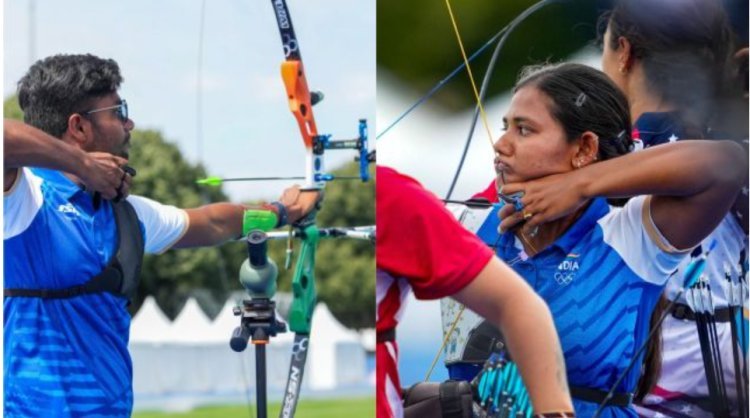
[498,171,588,232]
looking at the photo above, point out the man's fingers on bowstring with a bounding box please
[100,171,127,201]
[111,155,128,167]
[85,153,128,187]
[104,165,133,201]
[117,172,133,200]
[89,152,128,169]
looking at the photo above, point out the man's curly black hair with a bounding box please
[17,54,123,138]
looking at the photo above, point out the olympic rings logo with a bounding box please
[554,272,575,286]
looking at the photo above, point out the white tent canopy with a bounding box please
[130,296,172,344]
[128,297,370,411]
[166,297,215,344]
[307,303,366,389]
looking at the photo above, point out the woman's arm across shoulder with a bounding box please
[500,140,746,250]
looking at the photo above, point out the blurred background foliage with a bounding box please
[4,95,374,330]
[377,0,602,111]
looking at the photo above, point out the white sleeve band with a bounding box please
[126,195,188,254]
[4,168,44,239]
[599,195,688,285]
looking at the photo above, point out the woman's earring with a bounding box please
[619,66,627,74]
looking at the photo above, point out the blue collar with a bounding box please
[635,112,683,138]
[30,168,86,201]
[497,197,609,257]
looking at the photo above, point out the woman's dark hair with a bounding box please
[634,293,669,402]
[514,62,633,161]
[17,54,123,138]
[603,0,747,397]
[604,0,738,138]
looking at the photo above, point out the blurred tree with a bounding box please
[377,0,599,111]
[4,95,23,120]
[126,129,245,320]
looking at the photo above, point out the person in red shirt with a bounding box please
[376,165,574,418]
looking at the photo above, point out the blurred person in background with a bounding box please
[600,0,748,415]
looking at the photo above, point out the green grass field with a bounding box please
[133,397,374,418]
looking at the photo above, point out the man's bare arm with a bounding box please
[4,119,127,198]
[175,188,321,248]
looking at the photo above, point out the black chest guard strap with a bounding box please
[4,200,145,301]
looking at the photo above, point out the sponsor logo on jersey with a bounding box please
[58,203,81,217]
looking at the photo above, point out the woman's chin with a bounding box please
[495,174,505,188]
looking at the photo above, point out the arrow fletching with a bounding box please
[196,176,224,186]
[682,239,718,289]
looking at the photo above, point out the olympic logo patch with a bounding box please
[555,254,580,286]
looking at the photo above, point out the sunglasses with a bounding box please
[83,99,129,122]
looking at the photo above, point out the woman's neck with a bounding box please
[516,206,587,257]
[629,95,676,124]
[626,68,676,123]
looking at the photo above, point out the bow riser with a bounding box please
[280,61,318,145]
[274,0,324,190]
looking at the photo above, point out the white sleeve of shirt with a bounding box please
[126,195,188,254]
[4,168,44,239]
[599,195,691,285]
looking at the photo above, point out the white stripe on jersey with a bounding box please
[4,168,44,239]
[376,269,411,324]
[384,341,404,418]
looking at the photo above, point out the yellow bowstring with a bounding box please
[444,0,496,150]
[424,304,465,382]
[424,0,499,383]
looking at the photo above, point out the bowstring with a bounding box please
[425,0,563,385]
[443,0,496,151]
[423,0,501,384]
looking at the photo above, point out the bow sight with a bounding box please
[311,119,370,184]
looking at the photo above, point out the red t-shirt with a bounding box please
[375,166,493,418]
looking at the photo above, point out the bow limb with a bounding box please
[270,2,320,417]
[272,0,324,190]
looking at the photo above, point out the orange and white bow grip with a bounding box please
[281,60,318,149]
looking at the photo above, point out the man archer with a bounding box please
[3,53,319,416]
